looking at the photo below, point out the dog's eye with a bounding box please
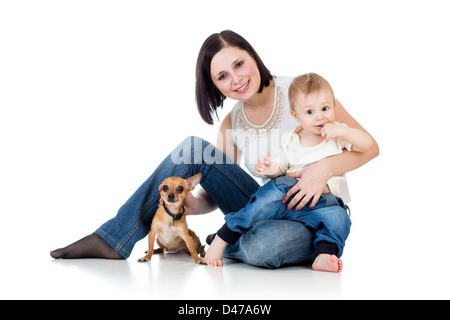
[177,186,184,193]
[162,185,169,192]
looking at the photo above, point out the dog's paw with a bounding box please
[196,258,206,265]
[137,257,150,263]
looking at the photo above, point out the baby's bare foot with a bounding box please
[312,254,343,272]
[204,235,228,267]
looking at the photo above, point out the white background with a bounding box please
[1,0,449,299]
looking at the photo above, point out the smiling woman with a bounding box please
[195,30,273,125]
[211,47,276,127]
[50,29,378,269]
[0,0,447,299]
[211,48,257,98]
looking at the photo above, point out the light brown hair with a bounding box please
[288,73,335,110]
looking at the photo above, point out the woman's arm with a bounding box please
[216,113,242,164]
[284,99,379,210]
[186,113,241,215]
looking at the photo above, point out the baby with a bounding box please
[205,73,375,272]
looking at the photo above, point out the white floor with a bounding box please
[2,154,450,300]
[3,248,449,300]
[2,0,450,302]
[3,215,450,300]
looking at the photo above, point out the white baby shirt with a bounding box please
[278,123,352,204]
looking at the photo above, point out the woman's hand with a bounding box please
[183,191,197,215]
[282,160,331,210]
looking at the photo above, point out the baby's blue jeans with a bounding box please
[220,176,352,258]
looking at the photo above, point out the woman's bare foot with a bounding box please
[50,234,123,259]
[204,235,228,267]
[312,254,343,272]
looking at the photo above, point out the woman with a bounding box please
[51,30,378,268]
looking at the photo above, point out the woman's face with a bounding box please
[210,46,261,101]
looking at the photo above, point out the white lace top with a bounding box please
[230,76,298,184]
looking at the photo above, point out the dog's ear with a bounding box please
[186,173,202,190]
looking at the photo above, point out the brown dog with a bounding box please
[138,173,205,264]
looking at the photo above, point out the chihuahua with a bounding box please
[138,173,205,264]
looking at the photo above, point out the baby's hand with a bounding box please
[255,152,271,176]
[321,123,342,142]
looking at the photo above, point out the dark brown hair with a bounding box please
[195,30,273,125]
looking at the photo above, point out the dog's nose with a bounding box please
[168,193,175,201]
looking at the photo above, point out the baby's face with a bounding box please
[290,88,336,135]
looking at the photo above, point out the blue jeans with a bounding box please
[223,176,351,258]
[95,137,315,268]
